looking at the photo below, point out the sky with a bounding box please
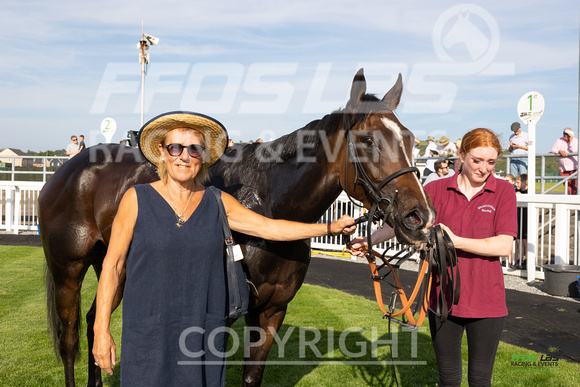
[1,0,579,154]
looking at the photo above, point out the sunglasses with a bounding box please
[164,143,205,159]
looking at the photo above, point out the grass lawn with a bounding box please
[1,246,579,386]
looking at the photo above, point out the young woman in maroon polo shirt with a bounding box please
[349,128,517,386]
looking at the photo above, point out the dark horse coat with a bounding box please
[39,69,435,386]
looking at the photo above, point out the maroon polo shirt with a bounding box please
[424,173,517,318]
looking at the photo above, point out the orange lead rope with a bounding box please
[361,225,459,328]
[365,249,429,328]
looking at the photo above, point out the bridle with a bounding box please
[341,113,420,253]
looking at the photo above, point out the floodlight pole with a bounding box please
[139,22,148,127]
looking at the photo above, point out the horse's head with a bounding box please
[338,69,435,246]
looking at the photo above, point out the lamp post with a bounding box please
[138,22,159,127]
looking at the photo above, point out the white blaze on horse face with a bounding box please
[380,117,434,228]
[380,117,411,165]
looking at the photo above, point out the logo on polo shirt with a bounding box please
[478,204,496,214]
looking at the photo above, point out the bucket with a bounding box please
[542,264,580,298]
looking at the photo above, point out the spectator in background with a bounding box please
[423,136,437,177]
[66,135,80,158]
[412,137,421,158]
[437,136,457,158]
[453,139,463,173]
[78,135,86,151]
[513,174,528,268]
[515,174,528,194]
[551,127,578,195]
[423,159,455,185]
[504,174,516,190]
[508,122,529,176]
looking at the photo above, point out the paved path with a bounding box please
[305,256,580,363]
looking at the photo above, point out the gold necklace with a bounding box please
[166,185,195,227]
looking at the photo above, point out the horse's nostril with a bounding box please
[406,212,422,225]
[403,210,425,230]
[411,213,422,224]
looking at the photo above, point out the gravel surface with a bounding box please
[312,253,580,304]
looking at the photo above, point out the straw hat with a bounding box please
[138,111,228,166]
[427,135,435,142]
[436,136,450,146]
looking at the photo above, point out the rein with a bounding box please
[358,224,460,328]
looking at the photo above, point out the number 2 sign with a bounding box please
[100,117,117,143]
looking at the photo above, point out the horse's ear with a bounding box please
[382,73,403,111]
[349,68,367,107]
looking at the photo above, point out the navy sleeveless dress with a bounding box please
[121,184,228,386]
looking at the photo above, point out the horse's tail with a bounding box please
[44,264,62,360]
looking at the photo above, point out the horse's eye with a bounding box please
[361,137,374,147]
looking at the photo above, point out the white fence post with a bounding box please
[13,186,21,234]
[526,202,538,282]
[554,204,569,265]
[5,184,14,233]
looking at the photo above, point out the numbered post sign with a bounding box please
[100,118,117,143]
[517,92,545,125]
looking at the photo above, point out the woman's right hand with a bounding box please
[92,330,117,376]
[346,236,369,257]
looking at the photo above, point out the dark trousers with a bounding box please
[428,311,504,387]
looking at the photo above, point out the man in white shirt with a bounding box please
[423,136,437,177]
[412,137,421,158]
[66,136,80,158]
[508,122,529,176]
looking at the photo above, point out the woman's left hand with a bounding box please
[439,223,458,245]
[330,215,357,236]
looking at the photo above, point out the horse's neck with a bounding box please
[219,125,344,223]
[264,129,344,221]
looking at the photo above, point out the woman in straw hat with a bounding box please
[92,111,356,386]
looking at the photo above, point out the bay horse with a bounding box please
[39,69,435,386]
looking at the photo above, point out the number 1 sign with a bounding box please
[517,91,545,126]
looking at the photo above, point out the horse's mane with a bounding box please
[271,93,384,161]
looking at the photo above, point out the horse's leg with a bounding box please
[52,265,89,387]
[86,266,125,387]
[243,307,288,387]
[86,297,100,387]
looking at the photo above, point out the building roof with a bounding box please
[0,148,27,157]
